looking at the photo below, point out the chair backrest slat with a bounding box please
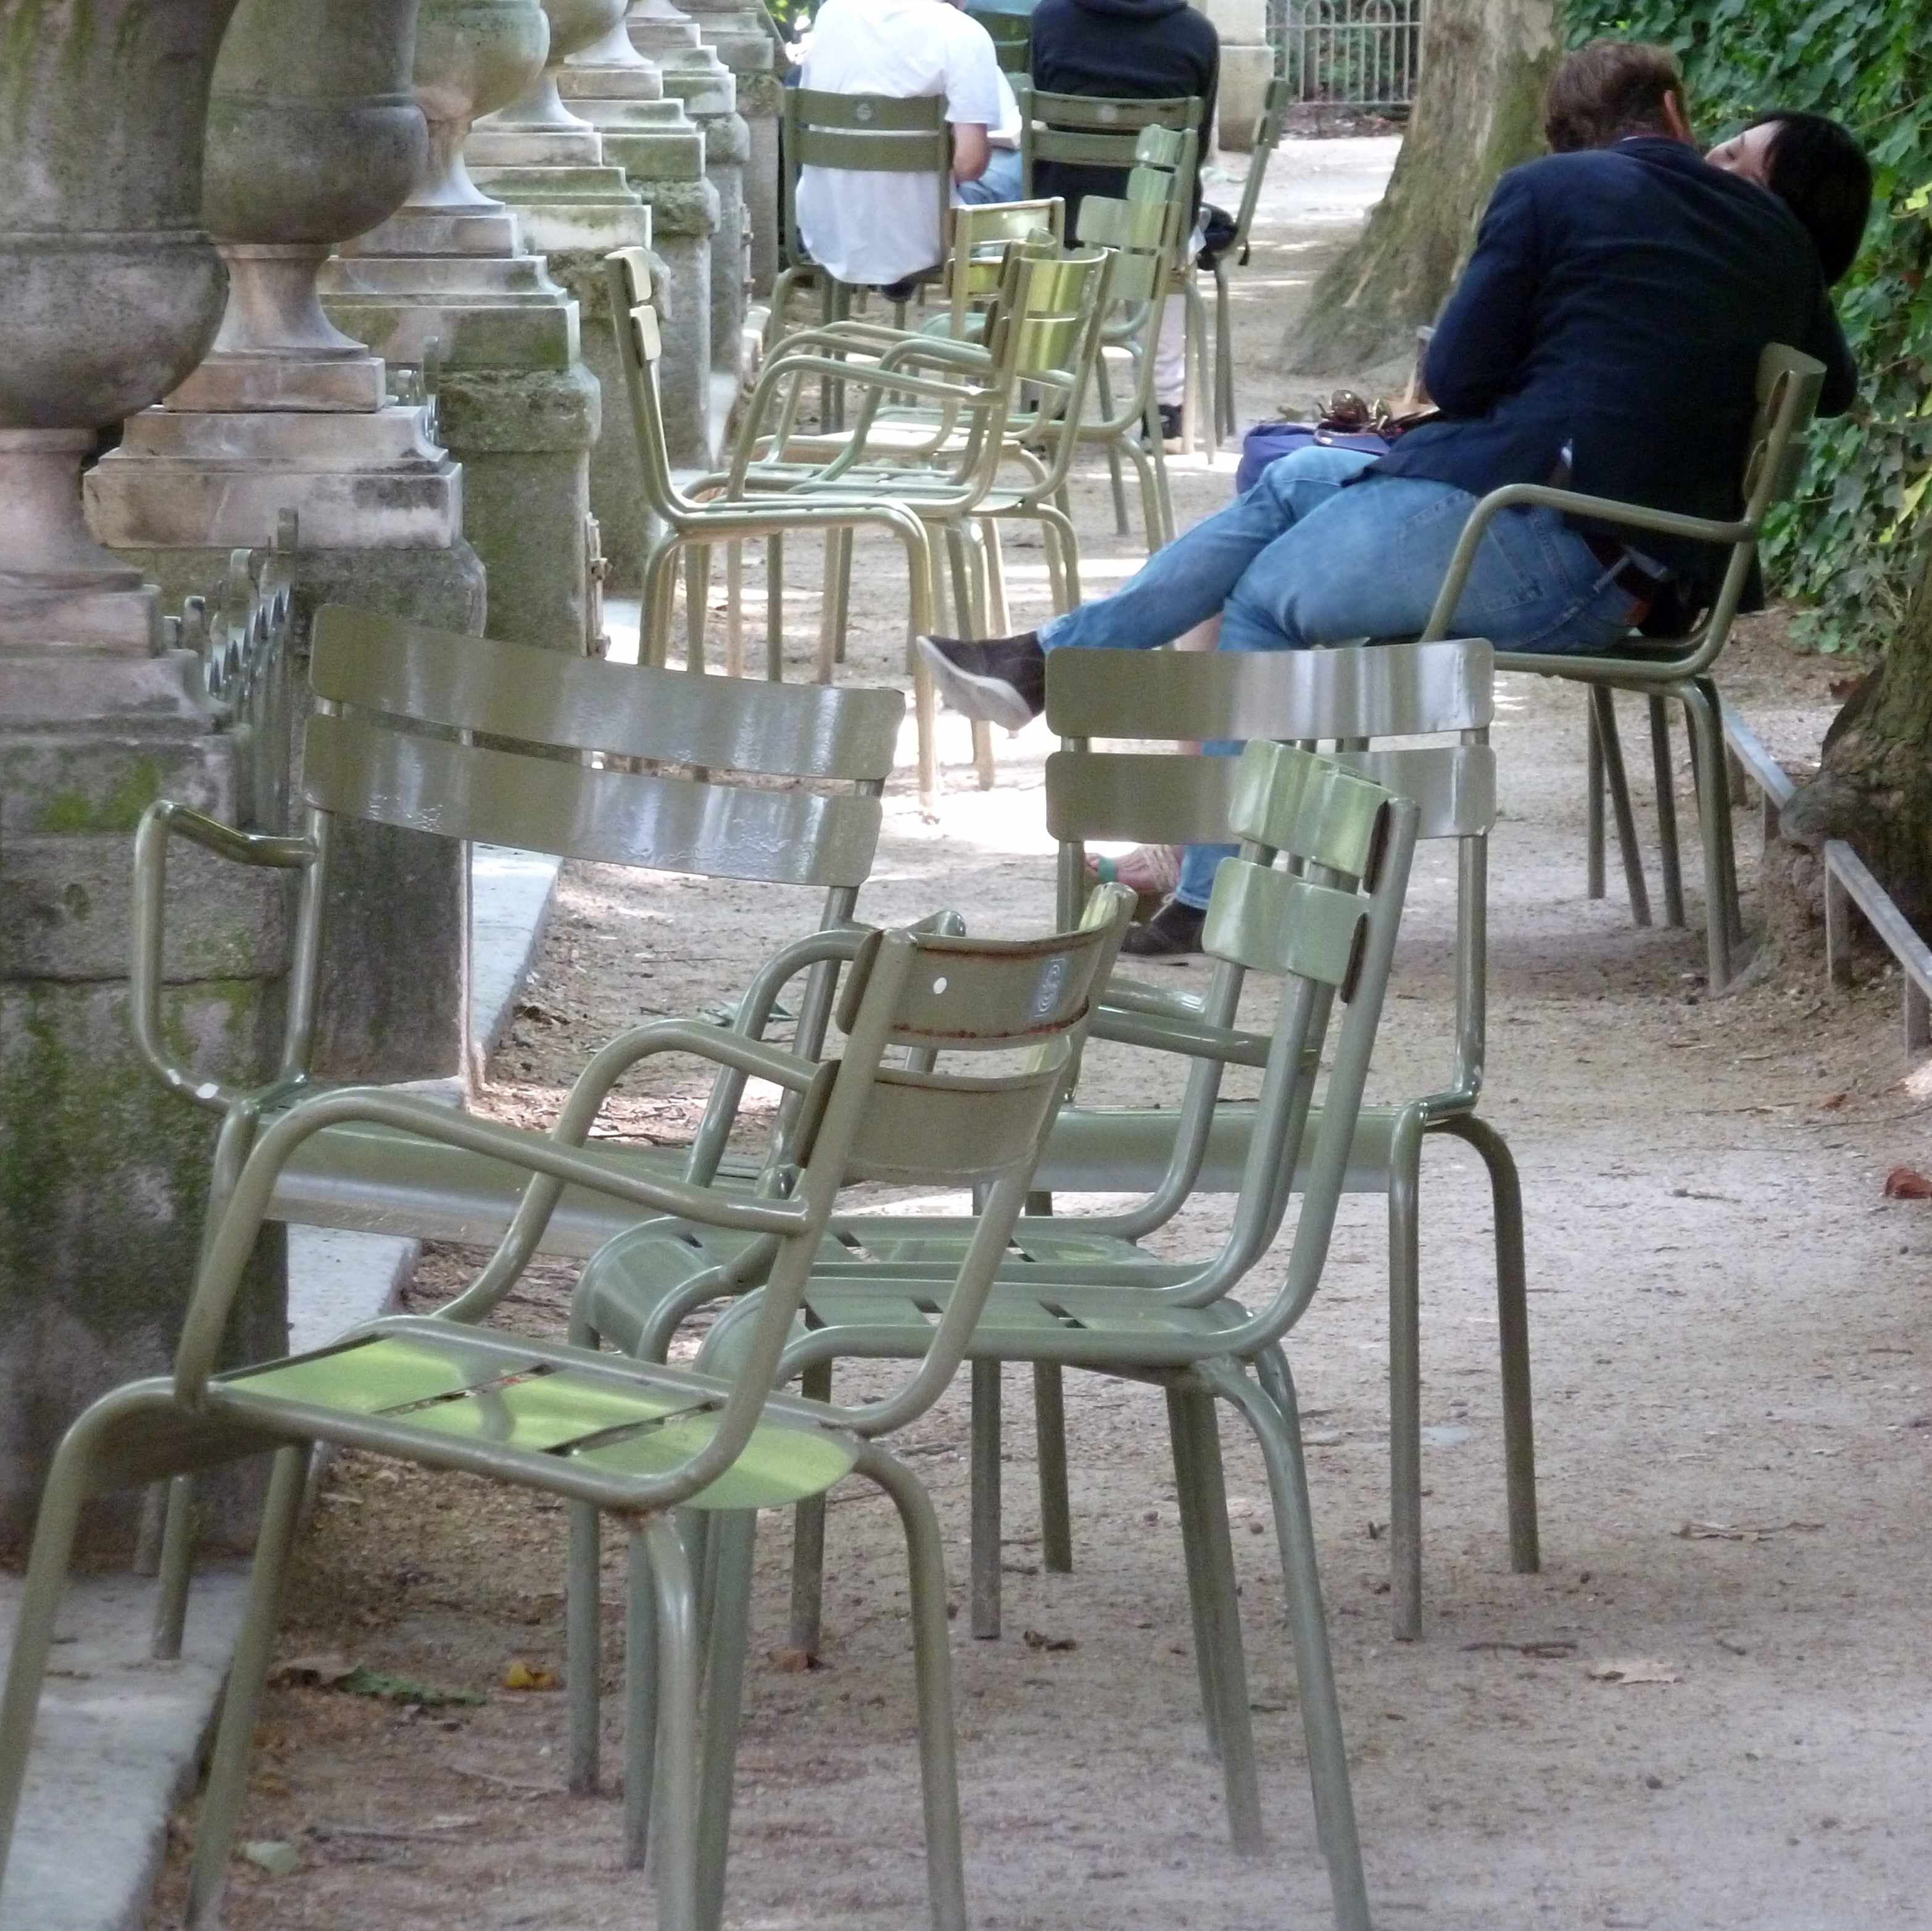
[302,712,885,887]
[784,89,952,282]
[312,604,903,779]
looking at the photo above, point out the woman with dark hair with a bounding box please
[1708,110,1873,284]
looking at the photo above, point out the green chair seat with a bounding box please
[218,1320,863,1513]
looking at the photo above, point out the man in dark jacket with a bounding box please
[1029,0,1218,436]
[919,40,1857,952]
[1029,0,1219,226]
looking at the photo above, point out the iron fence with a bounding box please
[1275,0,1426,112]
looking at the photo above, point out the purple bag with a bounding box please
[1235,420,1391,495]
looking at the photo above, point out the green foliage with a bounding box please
[1567,0,1932,653]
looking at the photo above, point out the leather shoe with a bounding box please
[1120,895,1206,958]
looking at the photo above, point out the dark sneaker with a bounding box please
[914,631,1047,733]
[1158,402,1184,452]
[1121,895,1206,958]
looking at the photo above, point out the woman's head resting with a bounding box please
[1707,110,1873,284]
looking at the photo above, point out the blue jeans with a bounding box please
[956,149,1026,206]
[1038,445,1646,907]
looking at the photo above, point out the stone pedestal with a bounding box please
[680,0,780,295]
[1198,0,1267,152]
[321,214,601,653]
[0,590,289,1564]
[630,8,745,372]
[562,42,716,465]
[466,151,656,592]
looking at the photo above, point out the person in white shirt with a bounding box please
[794,0,1006,290]
[956,65,1026,206]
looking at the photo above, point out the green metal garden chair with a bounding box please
[974,7,1031,74]
[1419,340,1825,990]
[0,896,1131,1931]
[603,247,948,802]
[1210,75,1293,441]
[573,741,1416,1931]
[1018,86,1214,459]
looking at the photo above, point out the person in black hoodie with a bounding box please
[1030,0,1217,442]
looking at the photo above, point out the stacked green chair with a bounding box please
[1417,341,1825,990]
[1017,86,1214,459]
[972,7,1031,73]
[0,894,1133,1931]
[572,741,1417,1931]
[769,88,953,352]
[1209,75,1293,441]
[601,249,947,801]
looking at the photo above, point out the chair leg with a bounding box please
[150,1472,197,1661]
[816,530,848,683]
[788,1358,833,1656]
[1387,1110,1425,1643]
[1166,1385,1226,1761]
[1032,1364,1073,1573]
[1214,265,1235,442]
[969,1358,1002,1640]
[1172,1388,1264,1851]
[695,1511,757,1931]
[766,534,784,681]
[568,1500,603,1795]
[1590,686,1652,928]
[0,1409,123,1878]
[1122,436,1164,558]
[624,1521,660,1868]
[1437,1113,1540,1576]
[1035,502,1082,610]
[685,543,711,675]
[1693,676,1746,949]
[642,1516,702,1931]
[1211,1364,1372,1931]
[643,538,682,670]
[724,541,746,679]
[184,1445,308,1930]
[1647,695,1686,928]
[832,525,854,667]
[1093,352,1132,538]
[858,1444,969,1931]
[1585,695,1606,900]
[1680,678,1736,990]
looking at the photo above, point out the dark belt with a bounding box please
[1582,531,1659,620]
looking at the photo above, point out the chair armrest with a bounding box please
[1090,1003,1272,1069]
[1419,482,1752,642]
[131,800,319,1115]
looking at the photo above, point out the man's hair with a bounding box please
[1746,111,1873,284]
[1542,41,1686,154]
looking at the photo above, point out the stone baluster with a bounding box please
[468,0,656,600]
[86,0,484,1086]
[678,0,782,297]
[0,0,289,1560]
[559,16,718,470]
[321,0,605,657]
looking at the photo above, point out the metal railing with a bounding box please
[1275,0,1427,112]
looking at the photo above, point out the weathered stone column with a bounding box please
[629,0,747,373]
[0,0,288,1561]
[86,0,484,1086]
[560,23,718,467]
[469,0,657,597]
[322,0,604,654]
[1198,0,1267,152]
[680,0,781,296]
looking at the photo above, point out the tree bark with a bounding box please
[1770,547,1932,940]
[1284,0,1560,373]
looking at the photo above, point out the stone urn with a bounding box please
[482,0,626,131]
[407,0,553,217]
[0,0,244,644]
[174,0,428,410]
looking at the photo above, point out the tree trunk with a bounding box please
[1284,0,1559,373]
[1770,547,1932,941]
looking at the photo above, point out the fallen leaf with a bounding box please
[269,1651,357,1688]
[501,1659,558,1692]
[240,1840,300,1877]
[1022,1629,1078,1652]
[1820,1091,1850,1111]
[767,1647,823,1673]
[1677,1519,1823,1542]
[1883,1167,1932,1200]
[1586,1659,1681,1685]
[1462,1638,1577,1659]
[336,1667,485,1708]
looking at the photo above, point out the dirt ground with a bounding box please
[151,138,1932,1931]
